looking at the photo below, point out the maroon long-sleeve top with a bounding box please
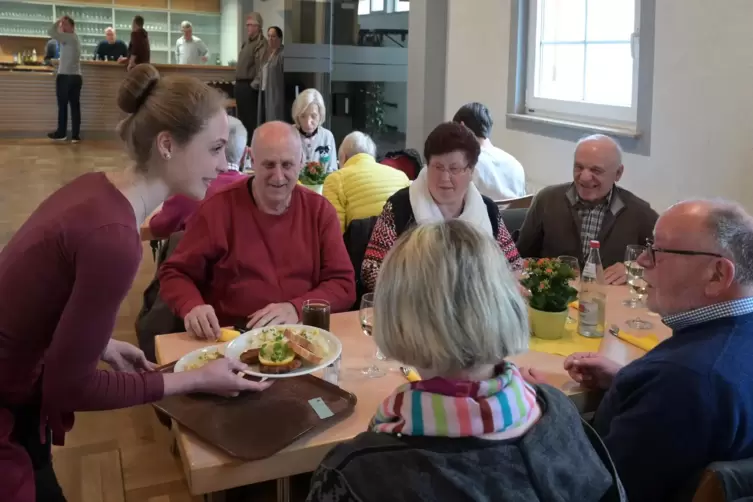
[159,179,356,326]
[149,171,246,239]
[0,173,164,501]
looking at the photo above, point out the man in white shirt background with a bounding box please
[175,21,208,65]
[452,102,527,200]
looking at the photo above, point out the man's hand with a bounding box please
[117,56,127,64]
[247,303,299,329]
[563,352,622,390]
[201,55,208,63]
[185,304,221,340]
[102,339,156,372]
[604,262,627,285]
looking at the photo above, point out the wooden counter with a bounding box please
[0,61,236,138]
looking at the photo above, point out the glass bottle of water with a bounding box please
[578,240,606,338]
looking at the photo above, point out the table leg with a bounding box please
[204,492,226,502]
[276,477,291,502]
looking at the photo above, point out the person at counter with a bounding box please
[258,26,284,124]
[94,27,128,62]
[43,38,58,66]
[175,21,208,65]
[121,15,150,71]
[235,12,267,144]
[46,16,82,144]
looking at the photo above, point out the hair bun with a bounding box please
[117,64,160,114]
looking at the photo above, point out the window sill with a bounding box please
[506,113,642,139]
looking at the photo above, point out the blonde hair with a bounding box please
[180,20,192,29]
[339,131,376,162]
[374,220,528,374]
[292,88,326,128]
[116,64,226,169]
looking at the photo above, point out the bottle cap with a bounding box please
[589,240,600,248]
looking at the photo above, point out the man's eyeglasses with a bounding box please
[644,238,724,267]
[430,164,470,176]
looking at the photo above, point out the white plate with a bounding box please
[225,324,342,379]
[174,344,226,373]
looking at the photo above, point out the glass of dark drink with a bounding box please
[302,299,330,331]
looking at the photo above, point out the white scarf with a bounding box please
[408,169,494,237]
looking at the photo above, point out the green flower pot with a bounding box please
[529,307,568,340]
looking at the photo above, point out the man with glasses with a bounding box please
[517,134,658,284]
[559,199,753,501]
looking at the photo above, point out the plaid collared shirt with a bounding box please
[663,298,753,331]
[575,189,613,258]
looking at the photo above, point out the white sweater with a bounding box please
[300,127,338,173]
[473,144,526,200]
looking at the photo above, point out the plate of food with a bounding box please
[225,325,342,378]
[174,344,226,372]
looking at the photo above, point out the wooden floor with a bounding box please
[0,140,201,502]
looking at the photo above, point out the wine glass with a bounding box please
[624,245,653,330]
[558,255,580,325]
[359,293,384,378]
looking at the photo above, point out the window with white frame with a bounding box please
[526,0,639,126]
[395,0,410,12]
[371,0,385,12]
[359,0,389,15]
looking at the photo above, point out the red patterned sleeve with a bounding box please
[361,201,398,292]
[497,211,523,271]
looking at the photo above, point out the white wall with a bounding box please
[252,0,285,32]
[444,0,753,211]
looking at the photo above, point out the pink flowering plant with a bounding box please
[299,161,328,185]
[520,258,578,312]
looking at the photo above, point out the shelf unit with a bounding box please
[0,0,220,64]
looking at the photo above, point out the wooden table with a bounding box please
[139,204,163,242]
[154,285,671,497]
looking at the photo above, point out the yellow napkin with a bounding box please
[402,367,421,383]
[615,331,660,352]
[219,328,241,342]
[528,322,602,357]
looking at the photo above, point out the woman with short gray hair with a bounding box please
[307,220,625,502]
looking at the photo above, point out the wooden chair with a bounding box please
[495,194,534,211]
[692,459,753,502]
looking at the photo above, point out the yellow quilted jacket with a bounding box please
[323,153,411,233]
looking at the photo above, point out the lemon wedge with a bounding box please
[219,328,241,342]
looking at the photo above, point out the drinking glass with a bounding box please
[359,293,384,378]
[624,245,652,330]
[301,299,330,331]
[558,255,580,325]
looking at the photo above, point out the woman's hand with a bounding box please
[102,339,156,372]
[563,352,622,390]
[185,304,221,340]
[519,367,547,386]
[193,358,273,397]
[246,302,298,329]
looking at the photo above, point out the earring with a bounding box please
[164,153,171,160]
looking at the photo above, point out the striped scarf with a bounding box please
[370,362,538,437]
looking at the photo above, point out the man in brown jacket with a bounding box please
[517,134,658,284]
[123,15,150,71]
[235,12,268,144]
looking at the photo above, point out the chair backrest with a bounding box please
[500,208,528,243]
[343,216,379,310]
[692,459,753,502]
[495,194,534,211]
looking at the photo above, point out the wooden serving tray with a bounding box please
[153,374,357,461]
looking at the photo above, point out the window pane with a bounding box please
[371,0,384,12]
[395,0,409,12]
[584,43,633,106]
[586,0,635,41]
[358,0,370,15]
[540,0,586,43]
[536,44,585,102]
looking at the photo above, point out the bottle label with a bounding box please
[583,262,596,278]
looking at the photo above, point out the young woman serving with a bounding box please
[0,64,272,502]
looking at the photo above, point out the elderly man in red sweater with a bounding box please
[158,121,355,338]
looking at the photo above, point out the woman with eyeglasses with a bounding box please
[362,122,522,292]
